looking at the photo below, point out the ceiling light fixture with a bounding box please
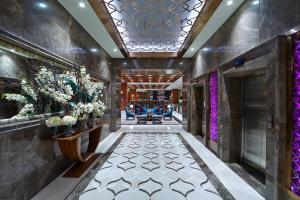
[90,48,98,52]
[79,2,86,8]
[227,0,233,6]
[202,47,210,52]
[123,62,127,65]
[252,0,259,5]
[290,28,298,34]
[191,48,195,51]
[180,62,183,65]
[113,48,117,52]
[10,49,15,52]
[38,2,48,9]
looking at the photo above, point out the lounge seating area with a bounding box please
[122,105,176,125]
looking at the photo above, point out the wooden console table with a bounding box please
[55,124,102,178]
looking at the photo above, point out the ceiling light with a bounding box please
[191,48,195,51]
[79,2,86,8]
[90,48,98,52]
[252,0,259,5]
[113,48,117,52]
[123,62,127,65]
[38,2,47,8]
[202,48,209,51]
[180,62,183,65]
[290,28,298,34]
[227,0,233,5]
[10,49,15,52]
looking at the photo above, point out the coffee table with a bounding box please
[137,115,147,124]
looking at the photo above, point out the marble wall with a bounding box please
[0,0,113,199]
[188,0,297,198]
[0,0,111,79]
[191,0,300,78]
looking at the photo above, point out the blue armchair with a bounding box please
[163,106,173,120]
[125,107,135,120]
[152,107,160,115]
[136,107,148,115]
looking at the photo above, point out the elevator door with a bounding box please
[242,75,267,171]
[193,86,204,136]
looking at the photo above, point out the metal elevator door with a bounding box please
[242,75,267,171]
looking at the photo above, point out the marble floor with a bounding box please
[65,125,264,200]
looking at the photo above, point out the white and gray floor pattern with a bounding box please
[68,131,234,200]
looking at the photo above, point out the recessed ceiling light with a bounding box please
[79,2,86,8]
[123,62,127,65]
[290,28,298,34]
[38,2,47,8]
[90,48,98,52]
[113,48,117,52]
[202,47,210,51]
[180,62,183,65]
[227,0,233,6]
[10,49,15,52]
[252,0,259,5]
[191,48,195,51]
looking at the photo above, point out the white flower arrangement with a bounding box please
[46,116,62,127]
[20,79,37,101]
[62,115,77,126]
[35,67,74,104]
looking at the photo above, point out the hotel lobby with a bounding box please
[0,0,299,200]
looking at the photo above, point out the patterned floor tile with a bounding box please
[70,133,235,200]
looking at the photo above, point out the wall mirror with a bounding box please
[0,30,109,126]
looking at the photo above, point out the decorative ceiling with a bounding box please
[121,70,182,90]
[102,0,206,53]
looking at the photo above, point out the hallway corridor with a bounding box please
[65,126,264,200]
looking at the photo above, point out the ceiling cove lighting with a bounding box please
[227,0,233,6]
[79,2,86,8]
[103,0,206,53]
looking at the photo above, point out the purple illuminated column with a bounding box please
[209,71,218,142]
[292,40,300,196]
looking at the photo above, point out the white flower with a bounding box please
[85,103,94,113]
[35,67,74,104]
[46,116,62,127]
[62,115,77,126]
[3,94,27,103]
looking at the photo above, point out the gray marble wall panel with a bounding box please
[0,0,113,199]
[0,0,111,80]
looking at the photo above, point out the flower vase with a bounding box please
[64,125,73,136]
[87,114,95,129]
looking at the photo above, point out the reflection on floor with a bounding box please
[226,163,265,197]
[172,111,183,123]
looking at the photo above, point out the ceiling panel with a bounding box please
[102,0,206,53]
